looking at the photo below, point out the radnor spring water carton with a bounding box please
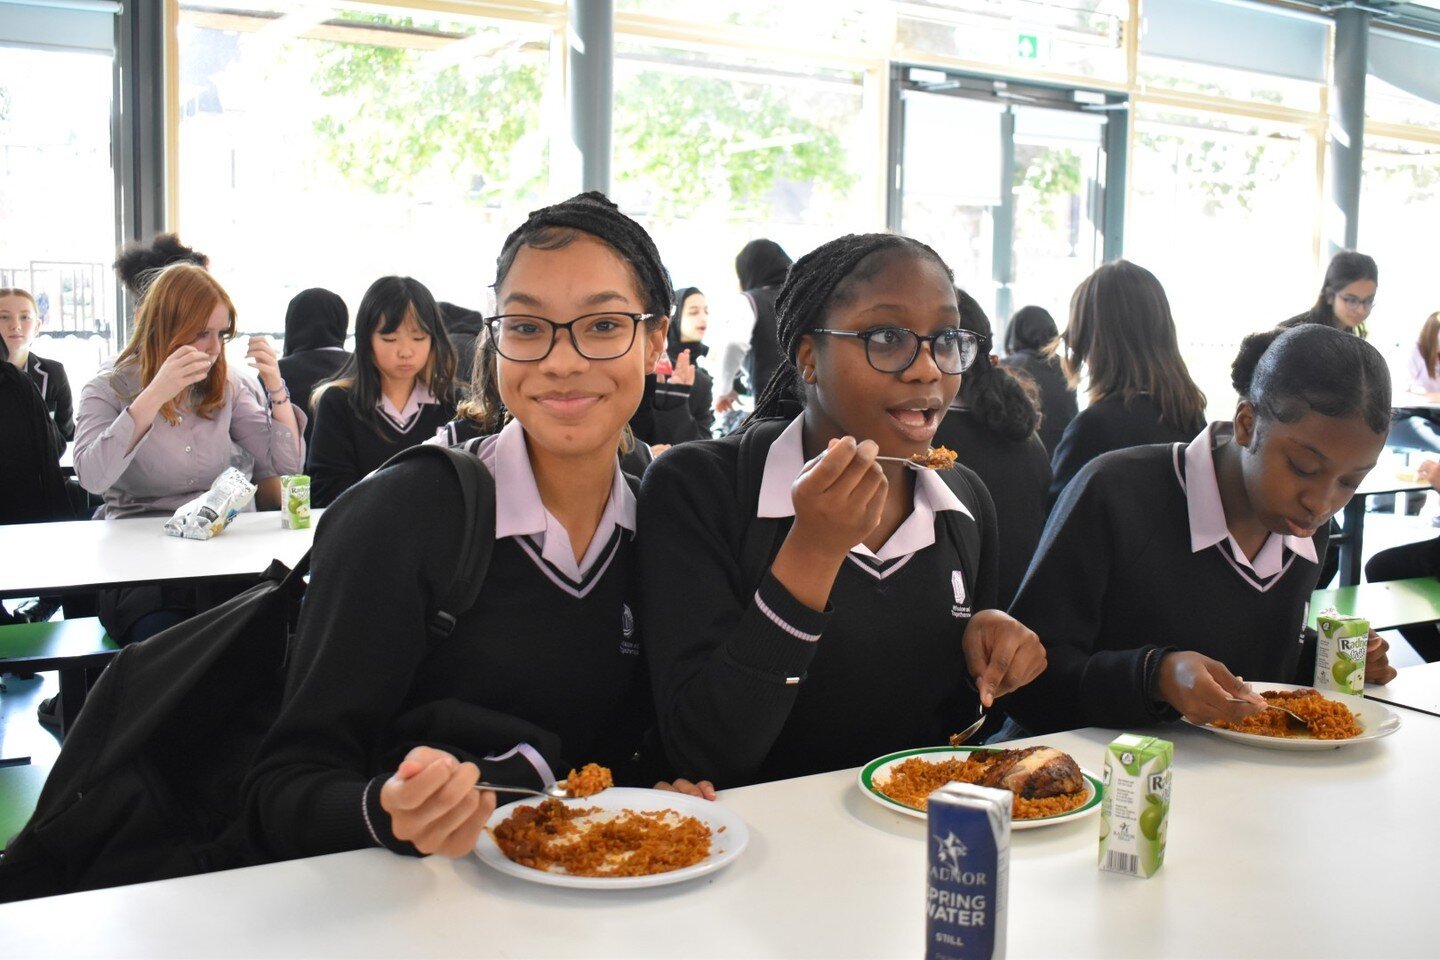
[925,782,1011,960]
[1098,734,1172,879]
[1315,609,1367,698]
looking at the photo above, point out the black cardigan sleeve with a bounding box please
[307,387,362,508]
[46,358,75,444]
[636,442,828,786]
[1005,458,1172,734]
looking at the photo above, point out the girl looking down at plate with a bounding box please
[245,193,709,863]
[1005,324,1396,735]
[637,233,1046,788]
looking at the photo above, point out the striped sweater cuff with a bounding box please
[722,572,828,683]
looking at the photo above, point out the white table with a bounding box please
[1368,660,1440,718]
[1,719,1433,959]
[0,511,320,599]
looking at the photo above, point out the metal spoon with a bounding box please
[874,455,931,471]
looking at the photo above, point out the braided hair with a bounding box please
[956,288,1041,443]
[1231,324,1390,435]
[465,191,674,432]
[748,233,953,423]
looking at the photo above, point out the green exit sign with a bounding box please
[1017,33,1039,59]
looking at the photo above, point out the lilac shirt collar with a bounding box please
[475,419,636,581]
[1182,421,1319,576]
[377,382,436,434]
[756,414,972,562]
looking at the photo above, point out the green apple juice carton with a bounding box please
[925,781,1011,960]
[281,474,311,530]
[1315,609,1367,697]
[1098,734,1172,879]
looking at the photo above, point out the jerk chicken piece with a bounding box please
[972,746,1084,799]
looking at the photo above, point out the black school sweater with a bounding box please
[1048,394,1203,506]
[307,385,456,506]
[1006,442,1327,734]
[637,427,999,787]
[23,353,73,452]
[244,453,647,861]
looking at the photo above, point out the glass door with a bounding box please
[889,67,1121,340]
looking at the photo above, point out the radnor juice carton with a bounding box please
[281,474,311,530]
[1098,734,1172,879]
[1315,609,1367,697]
[925,782,1011,960]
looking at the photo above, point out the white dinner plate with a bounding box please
[857,746,1102,830]
[474,787,749,890]
[1182,680,1402,750]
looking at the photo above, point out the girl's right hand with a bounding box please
[379,745,495,857]
[789,437,887,559]
[146,345,214,401]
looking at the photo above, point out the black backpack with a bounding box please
[0,444,496,902]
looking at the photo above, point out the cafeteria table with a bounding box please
[1367,659,1440,717]
[1333,472,1431,586]
[0,511,321,600]
[1,713,1432,959]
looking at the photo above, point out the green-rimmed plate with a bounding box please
[858,746,1103,830]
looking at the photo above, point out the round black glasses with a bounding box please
[485,313,652,362]
[809,326,984,375]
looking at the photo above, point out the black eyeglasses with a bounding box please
[485,312,653,362]
[810,327,984,375]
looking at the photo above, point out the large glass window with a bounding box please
[177,3,556,343]
[610,40,873,361]
[0,44,116,388]
[1127,107,1319,418]
[1360,136,1440,374]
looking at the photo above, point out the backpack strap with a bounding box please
[735,415,794,593]
[375,443,497,643]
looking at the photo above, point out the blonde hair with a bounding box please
[116,262,237,424]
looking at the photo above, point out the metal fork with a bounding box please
[1224,696,1308,730]
[473,781,574,799]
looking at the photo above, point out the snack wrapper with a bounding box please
[163,467,257,541]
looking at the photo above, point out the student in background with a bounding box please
[1,287,73,454]
[1007,325,1395,735]
[277,287,350,445]
[1366,456,1440,662]
[0,336,68,527]
[1387,311,1440,457]
[73,263,304,645]
[639,233,1045,789]
[1001,304,1075,456]
[631,286,715,448]
[306,277,457,507]
[933,290,1051,608]
[1282,250,1378,337]
[245,191,706,864]
[440,301,486,393]
[113,232,282,511]
[714,239,791,414]
[1048,260,1207,505]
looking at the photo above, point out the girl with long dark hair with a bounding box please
[1001,304,1075,455]
[306,276,457,506]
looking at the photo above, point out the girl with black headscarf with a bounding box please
[715,239,792,413]
[629,286,715,447]
[1001,304,1076,456]
[278,287,351,444]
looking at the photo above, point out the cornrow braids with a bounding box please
[748,233,954,423]
[469,191,675,433]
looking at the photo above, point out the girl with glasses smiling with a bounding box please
[637,233,1045,788]
[246,193,711,864]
